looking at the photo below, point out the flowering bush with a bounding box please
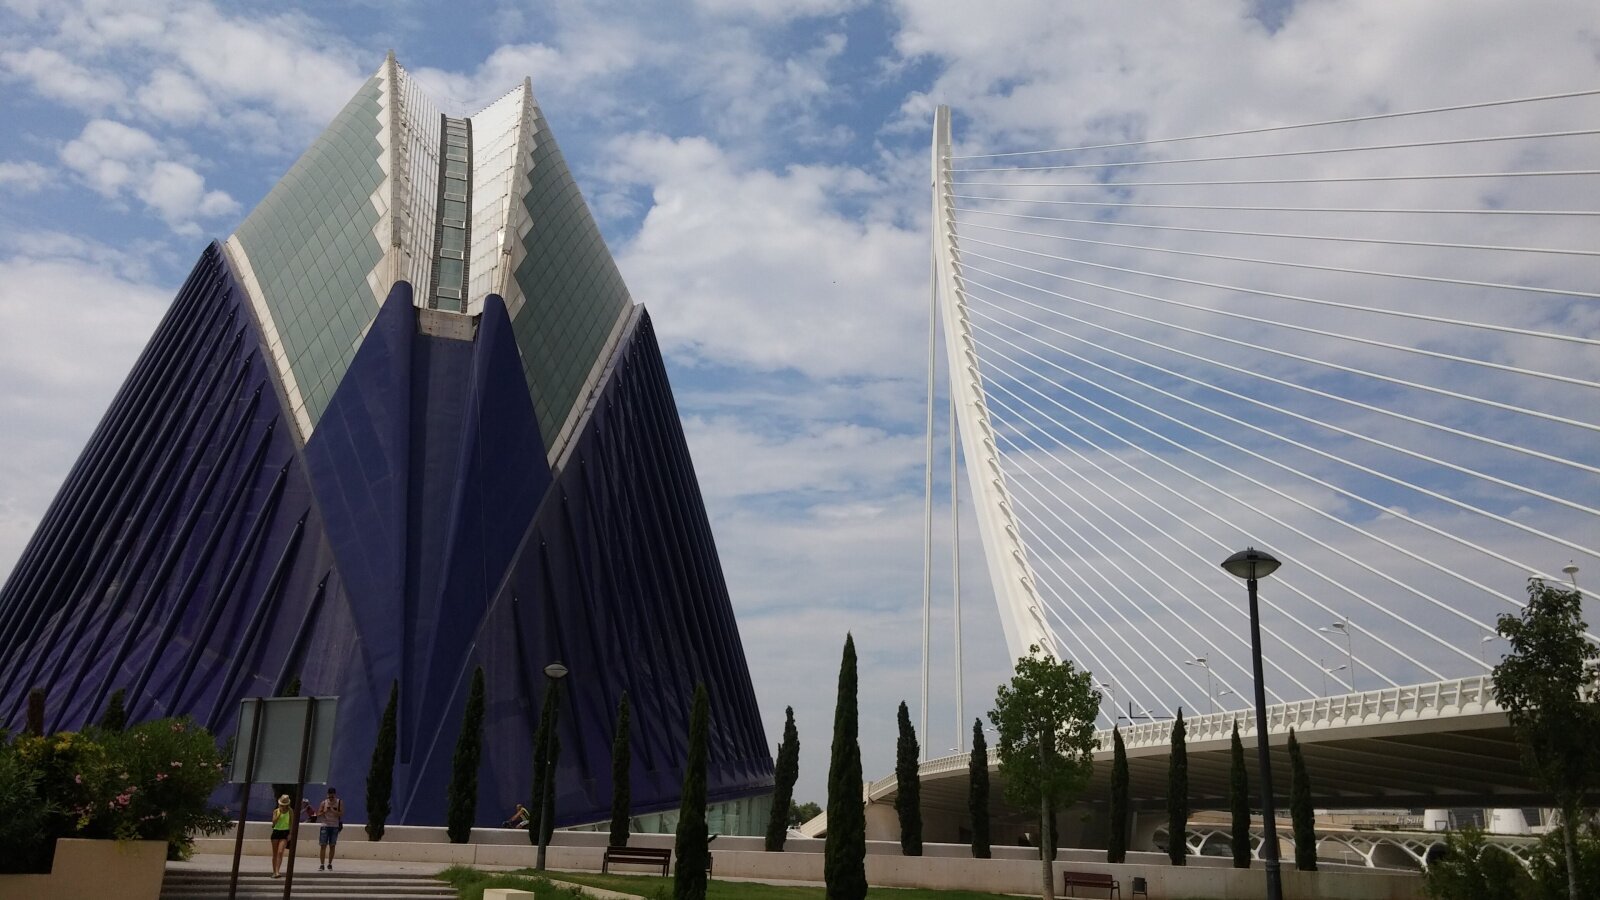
[0,716,232,873]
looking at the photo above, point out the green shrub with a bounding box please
[1526,822,1600,900]
[1423,826,1532,900]
[1,716,231,872]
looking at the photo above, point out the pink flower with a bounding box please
[74,774,82,784]
[156,773,168,782]
[169,760,183,767]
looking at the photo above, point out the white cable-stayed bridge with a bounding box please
[874,88,1600,850]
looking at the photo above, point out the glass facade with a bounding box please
[232,75,386,427]
[566,793,775,837]
[510,106,633,449]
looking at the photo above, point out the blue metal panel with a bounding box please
[0,246,771,828]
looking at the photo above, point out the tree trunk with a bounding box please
[1563,800,1579,900]
[1040,792,1055,900]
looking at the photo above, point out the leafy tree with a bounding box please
[1493,578,1600,900]
[766,706,800,851]
[98,688,127,732]
[788,800,822,826]
[990,645,1099,900]
[271,676,301,803]
[1287,728,1317,870]
[673,683,710,900]
[969,718,991,860]
[1167,709,1188,866]
[824,634,867,900]
[1107,726,1128,863]
[1527,823,1600,900]
[528,679,560,847]
[894,700,923,856]
[610,693,631,848]
[446,667,486,843]
[365,680,398,841]
[1229,719,1251,869]
[1423,826,1531,900]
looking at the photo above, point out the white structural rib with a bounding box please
[933,105,1057,662]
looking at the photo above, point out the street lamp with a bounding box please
[1479,629,1498,668]
[1221,546,1284,900]
[1096,680,1116,726]
[1563,563,1580,589]
[535,661,569,871]
[1319,660,1348,696]
[1184,656,1216,714]
[1318,619,1356,691]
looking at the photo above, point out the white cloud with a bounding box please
[0,46,123,110]
[0,160,49,190]
[612,133,924,379]
[0,238,171,575]
[692,0,860,21]
[134,68,210,124]
[58,118,237,231]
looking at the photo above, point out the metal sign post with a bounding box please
[227,698,267,900]
[281,697,317,900]
[226,695,339,900]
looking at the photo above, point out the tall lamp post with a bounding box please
[535,661,569,871]
[1221,547,1283,900]
[1184,656,1215,714]
[1096,680,1116,726]
[1318,619,1356,691]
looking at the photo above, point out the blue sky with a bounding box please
[2,0,1597,807]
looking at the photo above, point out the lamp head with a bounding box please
[1220,547,1280,581]
[543,662,569,680]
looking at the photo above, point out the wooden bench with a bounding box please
[601,846,671,875]
[1062,870,1120,898]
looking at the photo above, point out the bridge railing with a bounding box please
[1110,673,1500,751]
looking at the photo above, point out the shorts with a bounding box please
[271,829,290,842]
[319,826,340,846]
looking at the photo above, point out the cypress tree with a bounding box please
[98,688,127,732]
[610,693,631,848]
[366,681,398,841]
[1288,728,1318,871]
[24,687,44,736]
[446,667,486,844]
[271,676,302,802]
[1229,720,1250,869]
[1108,726,1128,863]
[894,700,923,856]
[529,679,558,847]
[765,706,800,851]
[824,634,867,900]
[968,718,990,860]
[674,684,710,900]
[1167,708,1188,866]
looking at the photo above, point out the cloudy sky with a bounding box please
[2,0,1597,806]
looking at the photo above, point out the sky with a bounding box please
[1,0,1597,808]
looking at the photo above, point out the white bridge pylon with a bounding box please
[929,105,1061,675]
[922,92,1600,737]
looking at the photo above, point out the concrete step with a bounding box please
[160,870,455,899]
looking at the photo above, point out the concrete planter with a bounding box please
[0,838,167,900]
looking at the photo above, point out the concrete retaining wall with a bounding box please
[198,826,1423,898]
[0,838,167,900]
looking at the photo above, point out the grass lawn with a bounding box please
[532,869,1035,899]
[439,865,590,899]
